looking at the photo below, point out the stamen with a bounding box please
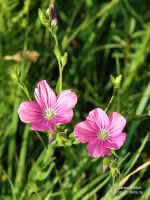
[45,109,55,120]
[97,130,109,141]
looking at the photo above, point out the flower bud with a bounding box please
[50,4,57,26]
[110,74,122,89]
[46,8,50,18]
[61,52,68,67]
[103,156,112,165]
[110,160,120,177]
[38,9,49,27]
[102,164,108,173]
[10,65,21,82]
[48,136,53,143]
[102,156,112,173]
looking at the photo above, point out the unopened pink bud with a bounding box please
[102,164,108,173]
[50,4,57,26]
[48,136,53,143]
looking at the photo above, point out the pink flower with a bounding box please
[18,80,77,132]
[74,108,126,158]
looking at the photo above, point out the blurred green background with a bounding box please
[0,0,150,199]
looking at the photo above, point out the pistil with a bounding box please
[45,109,55,120]
[97,130,109,141]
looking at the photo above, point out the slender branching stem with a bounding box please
[105,89,116,112]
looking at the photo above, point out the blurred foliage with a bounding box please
[0,0,150,199]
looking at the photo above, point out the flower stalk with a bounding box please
[38,4,68,94]
[105,74,122,112]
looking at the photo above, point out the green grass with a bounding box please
[0,0,150,199]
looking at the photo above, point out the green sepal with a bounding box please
[61,52,68,68]
[103,156,112,165]
[111,150,119,158]
[110,160,120,177]
[38,9,51,31]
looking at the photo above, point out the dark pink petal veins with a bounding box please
[87,138,111,158]
[74,120,98,143]
[54,90,77,110]
[86,108,109,130]
[51,109,73,124]
[30,118,55,132]
[34,80,57,109]
[52,90,77,124]
[18,101,43,123]
[108,132,126,150]
[108,112,126,136]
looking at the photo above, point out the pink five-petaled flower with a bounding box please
[74,108,126,158]
[18,80,77,132]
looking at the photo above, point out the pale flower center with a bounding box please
[45,109,55,120]
[97,130,109,141]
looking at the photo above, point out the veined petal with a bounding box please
[18,101,43,123]
[107,132,126,150]
[51,90,77,124]
[54,90,77,110]
[74,120,98,143]
[87,138,111,158]
[30,119,55,132]
[34,80,57,109]
[52,109,73,124]
[108,112,126,136]
[86,108,109,130]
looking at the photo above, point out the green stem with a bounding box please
[18,82,32,100]
[105,89,116,112]
[111,176,115,199]
[113,176,115,187]
[8,79,21,177]
[58,60,63,93]
[7,32,28,178]
[14,125,30,195]
[111,150,119,158]
[116,57,121,112]
[116,57,120,75]
[53,34,63,93]
[4,171,16,200]
[53,34,58,46]
[55,166,67,200]
[35,131,47,149]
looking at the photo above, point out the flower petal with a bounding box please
[54,90,77,110]
[52,109,73,124]
[52,90,77,124]
[86,108,109,130]
[108,132,126,150]
[108,112,126,136]
[18,101,43,123]
[34,80,56,109]
[74,120,98,143]
[30,119,55,132]
[87,138,111,158]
